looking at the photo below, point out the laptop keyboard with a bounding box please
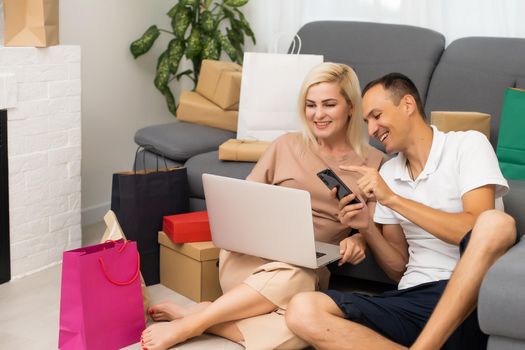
[316,252,326,259]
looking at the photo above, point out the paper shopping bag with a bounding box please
[496,88,525,180]
[111,147,190,285]
[101,210,151,320]
[3,0,59,47]
[58,240,145,350]
[237,52,323,141]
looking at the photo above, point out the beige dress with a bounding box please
[219,133,384,349]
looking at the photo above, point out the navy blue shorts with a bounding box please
[324,280,487,350]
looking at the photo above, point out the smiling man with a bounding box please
[285,73,519,350]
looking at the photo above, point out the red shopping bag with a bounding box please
[58,240,145,350]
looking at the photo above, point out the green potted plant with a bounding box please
[130,0,255,116]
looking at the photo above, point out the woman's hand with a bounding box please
[338,234,366,266]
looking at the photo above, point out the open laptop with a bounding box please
[202,173,341,269]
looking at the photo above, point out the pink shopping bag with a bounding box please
[58,239,145,350]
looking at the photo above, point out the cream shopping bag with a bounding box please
[237,51,323,141]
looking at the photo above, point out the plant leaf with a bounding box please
[175,69,194,81]
[202,35,220,60]
[203,0,213,9]
[172,7,192,38]
[167,3,179,18]
[181,0,198,8]
[154,52,171,91]
[224,0,249,7]
[167,39,185,74]
[130,25,160,58]
[200,10,215,34]
[161,86,177,116]
[219,35,237,62]
[234,8,256,44]
[185,28,203,59]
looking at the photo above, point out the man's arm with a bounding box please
[362,221,408,282]
[338,198,408,281]
[342,165,496,245]
[383,184,495,244]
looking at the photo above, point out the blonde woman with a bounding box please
[141,63,385,350]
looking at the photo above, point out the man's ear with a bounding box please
[402,94,417,116]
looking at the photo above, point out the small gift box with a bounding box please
[162,211,211,243]
[218,138,271,162]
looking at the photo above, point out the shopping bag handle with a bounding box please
[98,241,141,286]
[133,144,169,173]
[272,33,302,54]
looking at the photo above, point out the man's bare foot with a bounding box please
[141,317,204,350]
[148,301,211,321]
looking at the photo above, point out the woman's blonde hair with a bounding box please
[298,62,370,158]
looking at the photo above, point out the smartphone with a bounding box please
[317,168,361,204]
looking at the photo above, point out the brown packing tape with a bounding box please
[431,111,491,139]
[176,91,238,131]
[4,0,59,47]
[219,139,271,162]
[196,60,242,110]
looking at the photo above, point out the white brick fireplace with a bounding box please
[1,46,81,278]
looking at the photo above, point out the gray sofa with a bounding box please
[135,21,525,349]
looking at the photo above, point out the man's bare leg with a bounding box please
[411,210,517,350]
[286,291,407,350]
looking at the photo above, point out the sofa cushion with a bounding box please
[185,151,255,199]
[135,121,235,162]
[425,37,525,147]
[296,21,445,103]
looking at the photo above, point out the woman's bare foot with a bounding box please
[148,301,211,321]
[141,317,205,350]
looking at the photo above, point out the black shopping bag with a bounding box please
[111,147,189,285]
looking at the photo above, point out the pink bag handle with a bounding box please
[98,240,141,286]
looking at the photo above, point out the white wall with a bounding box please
[59,0,177,224]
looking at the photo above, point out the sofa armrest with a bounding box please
[478,238,525,340]
[135,121,235,162]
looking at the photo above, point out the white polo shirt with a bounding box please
[374,126,508,290]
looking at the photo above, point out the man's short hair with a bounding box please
[362,73,426,118]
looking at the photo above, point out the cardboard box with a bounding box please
[158,231,222,302]
[196,59,242,110]
[218,138,271,162]
[176,90,238,132]
[431,111,491,139]
[163,211,211,243]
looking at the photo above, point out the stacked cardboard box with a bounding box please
[158,231,222,302]
[176,60,242,132]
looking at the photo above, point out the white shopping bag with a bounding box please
[237,51,323,141]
